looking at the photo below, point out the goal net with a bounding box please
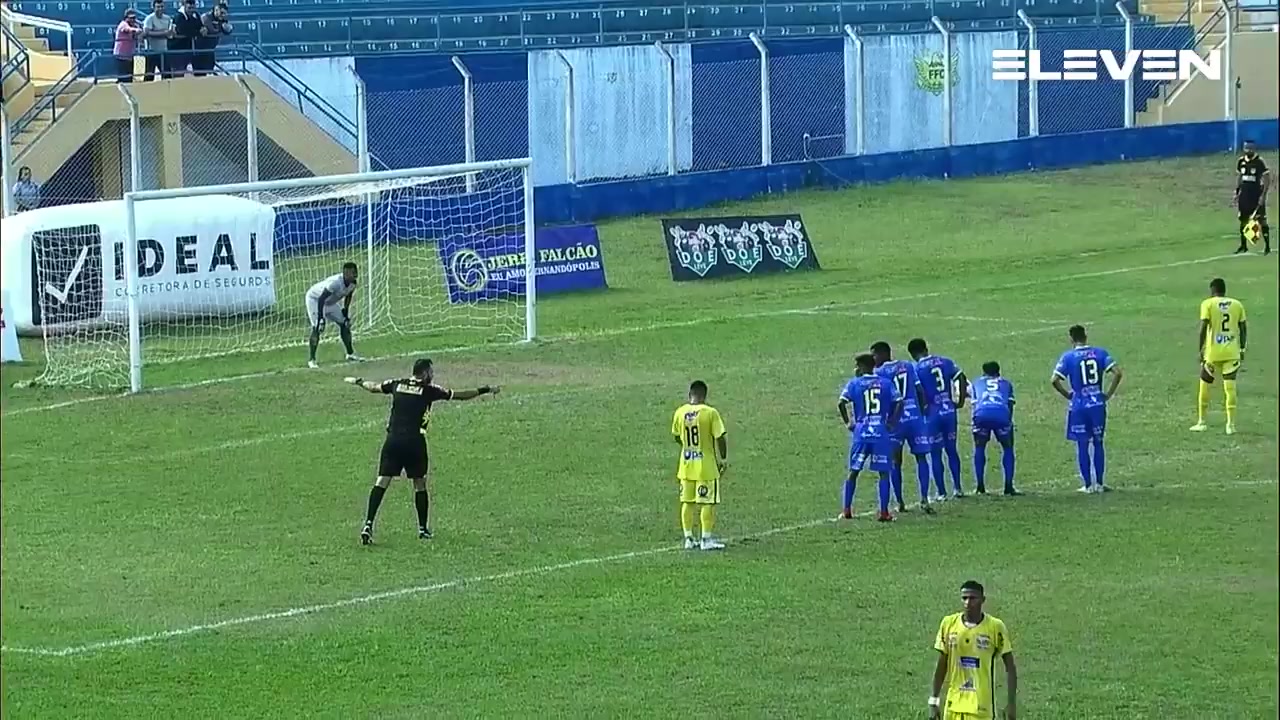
[23,159,534,392]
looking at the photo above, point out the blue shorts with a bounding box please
[887,417,933,455]
[926,411,959,446]
[849,439,893,473]
[972,414,1014,443]
[1066,404,1107,440]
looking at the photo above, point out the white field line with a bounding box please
[2,470,1273,659]
[795,310,1069,325]
[7,324,1065,466]
[0,252,1249,418]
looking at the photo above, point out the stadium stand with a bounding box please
[9,0,1148,57]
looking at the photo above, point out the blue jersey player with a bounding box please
[871,341,936,515]
[837,353,902,523]
[909,338,969,500]
[970,361,1020,496]
[1052,325,1124,494]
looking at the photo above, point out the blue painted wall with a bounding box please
[270,118,1278,254]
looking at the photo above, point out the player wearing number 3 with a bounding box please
[1193,278,1247,435]
[1052,325,1124,494]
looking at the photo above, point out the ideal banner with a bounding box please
[0,196,276,335]
[438,224,607,304]
[661,215,822,282]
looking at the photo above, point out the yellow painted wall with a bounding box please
[14,75,357,195]
[1146,32,1280,124]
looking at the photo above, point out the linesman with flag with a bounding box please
[1234,139,1270,256]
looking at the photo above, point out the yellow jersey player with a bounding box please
[671,380,728,551]
[929,580,1018,720]
[1193,277,1248,435]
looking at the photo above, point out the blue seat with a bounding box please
[601,6,686,33]
[844,2,934,24]
[523,8,602,36]
[686,4,766,29]
[437,11,522,39]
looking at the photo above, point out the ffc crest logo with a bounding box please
[914,50,960,96]
[449,249,489,292]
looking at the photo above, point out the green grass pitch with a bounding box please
[1,155,1276,718]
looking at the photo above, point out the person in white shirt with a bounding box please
[305,261,364,368]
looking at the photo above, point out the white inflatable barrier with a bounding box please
[0,196,277,336]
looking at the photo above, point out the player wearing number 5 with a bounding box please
[1052,325,1124,493]
[672,380,728,551]
[1193,278,1247,435]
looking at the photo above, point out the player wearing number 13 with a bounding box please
[1193,278,1247,435]
[1052,325,1123,494]
[928,580,1018,720]
[671,381,728,551]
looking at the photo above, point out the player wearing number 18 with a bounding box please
[1193,278,1248,435]
[671,381,728,551]
[1052,325,1124,493]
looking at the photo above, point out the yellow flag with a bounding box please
[1243,215,1262,246]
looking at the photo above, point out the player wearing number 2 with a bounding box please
[1052,325,1124,493]
[838,353,902,522]
[671,380,728,551]
[1193,278,1248,435]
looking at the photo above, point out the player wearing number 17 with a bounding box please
[671,381,728,551]
[1192,278,1247,435]
[837,353,902,522]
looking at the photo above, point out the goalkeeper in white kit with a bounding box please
[306,262,365,368]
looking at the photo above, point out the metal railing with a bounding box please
[0,5,75,62]
[9,49,99,157]
[1,20,32,95]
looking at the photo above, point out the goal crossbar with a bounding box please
[116,158,536,394]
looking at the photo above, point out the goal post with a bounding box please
[18,158,535,394]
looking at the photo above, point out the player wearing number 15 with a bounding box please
[1051,325,1123,494]
[837,353,902,523]
[928,580,1018,720]
[1193,278,1248,435]
[671,380,728,551]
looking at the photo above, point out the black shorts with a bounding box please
[378,434,428,478]
[1238,195,1267,222]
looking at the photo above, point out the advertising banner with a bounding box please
[1,290,22,363]
[661,214,821,282]
[438,224,607,304]
[0,196,276,335]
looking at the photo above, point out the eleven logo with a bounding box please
[668,221,810,276]
[991,49,1222,82]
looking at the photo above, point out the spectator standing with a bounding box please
[113,8,144,82]
[170,0,203,77]
[194,3,232,76]
[13,166,41,212]
[142,0,175,80]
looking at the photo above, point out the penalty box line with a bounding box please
[3,470,1274,659]
[0,252,1248,418]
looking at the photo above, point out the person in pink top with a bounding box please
[113,8,144,83]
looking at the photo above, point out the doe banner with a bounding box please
[438,225,607,304]
[661,215,821,282]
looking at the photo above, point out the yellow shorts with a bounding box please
[1203,359,1241,379]
[944,713,991,720]
[679,478,720,505]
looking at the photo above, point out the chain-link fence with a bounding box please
[2,15,1259,216]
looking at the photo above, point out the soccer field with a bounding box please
[2,155,1277,718]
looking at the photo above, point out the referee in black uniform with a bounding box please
[345,358,499,544]
[1234,139,1271,256]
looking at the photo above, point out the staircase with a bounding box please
[2,4,90,168]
